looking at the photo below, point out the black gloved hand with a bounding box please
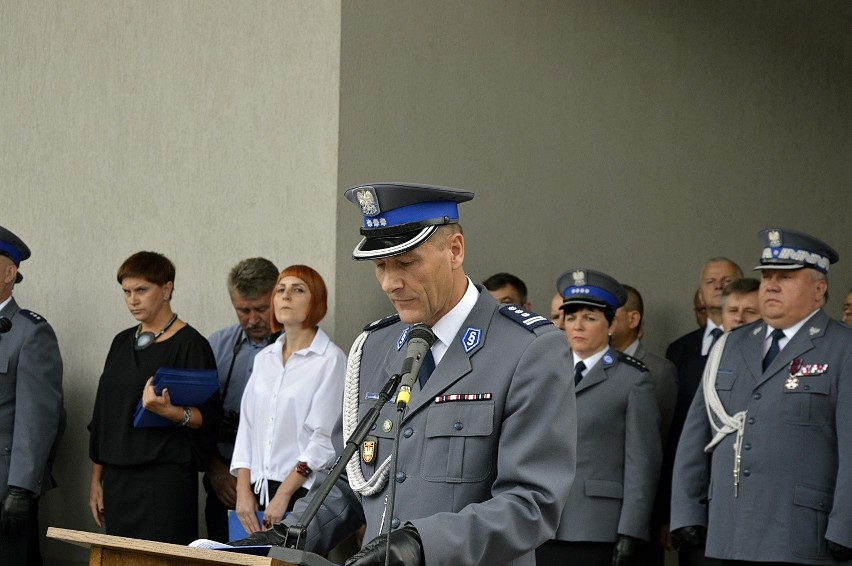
[345,524,424,566]
[1,487,34,538]
[671,525,706,549]
[612,535,645,566]
[828,539,852,562]
[228,524,286,547]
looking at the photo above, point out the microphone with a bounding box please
[0,316,11,334]
[396,324,436,410]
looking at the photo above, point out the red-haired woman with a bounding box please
[231,265,346,535]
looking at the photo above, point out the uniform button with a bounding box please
[391,518,400,529]
[454,421,464,431]
[395,471,406,483]
[747,417,756,425]
[804,385,811,391]
[743,443,751,451]
[370,423,376,431]
[403,427,414,438]
[753,393,761,400]
[742,469,751,477]
[819,501,825,508]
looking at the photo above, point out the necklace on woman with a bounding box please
[135,312,178,351]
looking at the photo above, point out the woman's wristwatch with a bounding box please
[179,406,192,426]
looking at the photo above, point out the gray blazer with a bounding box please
[0,297,64,499]
[553,347,662,542]
[633,341,679,445]
[289,289,577,566]
[671,310,852,564]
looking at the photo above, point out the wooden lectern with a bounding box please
[47,527,295,566]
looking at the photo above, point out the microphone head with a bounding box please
[407,323,436,347]
[0,316,11,334]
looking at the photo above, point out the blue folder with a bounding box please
[132,367,219,428]
[228,510,267,541]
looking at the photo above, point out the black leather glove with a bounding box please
[828,539,852,562]
[612,535,645,566]
[228,525,287,547]
[1,487,34,538]
[671,525,706,549]
[345,524,424,566]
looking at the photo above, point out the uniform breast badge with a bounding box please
[786,358,802,390]
[786,358,829,390]
[362,436,377,464]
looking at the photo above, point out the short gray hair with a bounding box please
[227,257,279,299]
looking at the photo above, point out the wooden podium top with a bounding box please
[47,527,294,566]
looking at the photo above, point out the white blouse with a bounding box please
[230,327,346,505]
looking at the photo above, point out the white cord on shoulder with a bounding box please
[702,332,747,455]
[344,330,393,496]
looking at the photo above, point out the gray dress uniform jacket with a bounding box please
[554,347,662,543]
[671,310,852,564]
[0,298,64,499]
[633,341,678,445]
[288,290,577,566]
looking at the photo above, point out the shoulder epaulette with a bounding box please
[19,309,48,325]
[363,313,401,332]
[498,305,551,332]
[618,352,648,372]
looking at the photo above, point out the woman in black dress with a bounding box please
[88,251,220,544]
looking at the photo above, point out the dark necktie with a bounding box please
[574,361,586,386]
[710,327,723,348]
[762,329,786,372]
[419,348,436,388]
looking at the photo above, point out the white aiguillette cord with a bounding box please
[701,332,748,497]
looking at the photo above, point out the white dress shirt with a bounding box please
[230,327,346,505]
[429,277,480,365]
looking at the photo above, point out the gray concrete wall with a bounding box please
[336,1,851,358]
[1,2,341,564]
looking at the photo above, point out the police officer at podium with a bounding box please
[235,183,576,566]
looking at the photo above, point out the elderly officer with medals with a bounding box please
[234,183,577,565]
[671,227,852,565]
[537,269,661,566]
[0,226,64,566]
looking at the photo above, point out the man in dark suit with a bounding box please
[661,257,741,566]
[671,227,852,564]
[0,226,64,566]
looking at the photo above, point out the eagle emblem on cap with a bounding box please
[572,270,586,287]
[356,187,380,216]
[768,230,782,247]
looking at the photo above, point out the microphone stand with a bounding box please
[266,372,403,566]
[383,404,407,566]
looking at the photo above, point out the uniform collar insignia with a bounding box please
[397,326,410,350]
[809,326,820,336]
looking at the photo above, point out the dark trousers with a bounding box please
[680,546,723,566]
[721,562,799,566]
[536,540,613,565]
[203,472,231,543]
[0,497,41,566]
